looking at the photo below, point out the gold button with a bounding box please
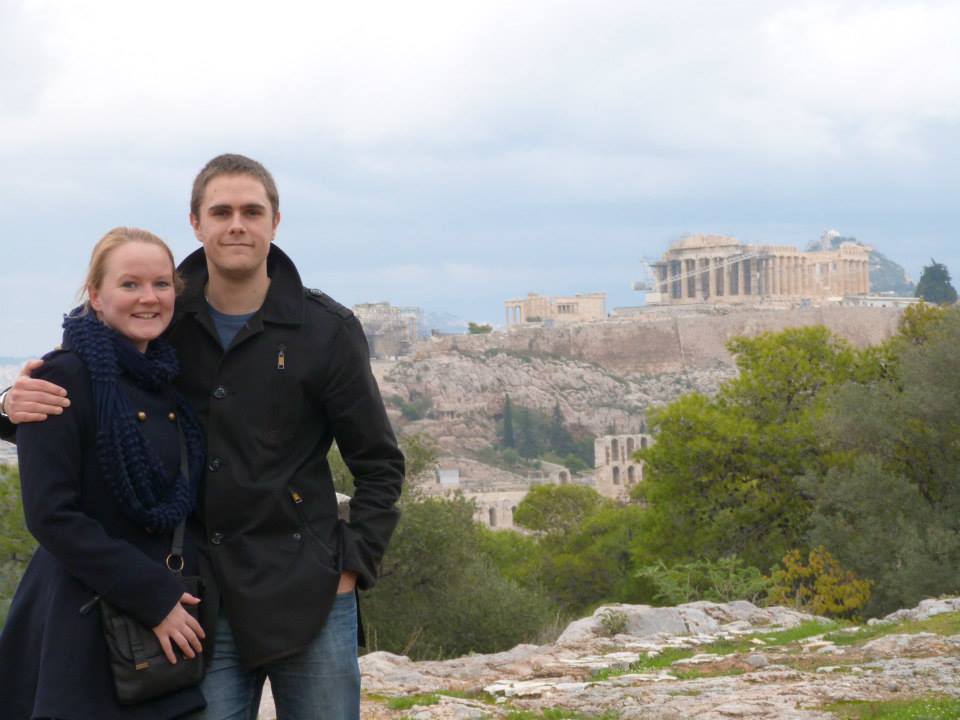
[136,411,147,422]
[168,412,177,421]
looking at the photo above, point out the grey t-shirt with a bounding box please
[207,303,256,350]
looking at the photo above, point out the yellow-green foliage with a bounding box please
[767,546,871,618]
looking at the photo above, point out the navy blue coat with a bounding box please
[0,349,207,719]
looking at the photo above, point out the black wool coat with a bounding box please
[0,349,207,719]
[167,244,404,667]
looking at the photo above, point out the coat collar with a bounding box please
[177,244,304,326]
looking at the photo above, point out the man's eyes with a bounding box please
[209,207,263,217]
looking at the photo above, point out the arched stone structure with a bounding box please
[594,432,653,501]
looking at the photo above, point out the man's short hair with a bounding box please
[190,153,280,219]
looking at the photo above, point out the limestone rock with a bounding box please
[872,597,960,625]
[258,597,960,719]
[556,600,817,646]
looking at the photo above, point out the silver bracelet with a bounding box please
[0,387,10,419]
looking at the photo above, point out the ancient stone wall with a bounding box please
[594,433,652,501]
[420,305,901,376]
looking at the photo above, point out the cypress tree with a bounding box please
[501,394,515,448]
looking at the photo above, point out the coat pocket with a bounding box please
[288,486,341,571]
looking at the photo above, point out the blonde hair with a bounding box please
[81,227,183,310]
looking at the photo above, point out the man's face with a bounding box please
[190,173,280,280]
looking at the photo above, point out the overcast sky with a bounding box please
[2,0,959,356]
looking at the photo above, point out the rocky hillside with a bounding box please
[380,349,733,454]
[381,305,903,456]
[254,597,960,719]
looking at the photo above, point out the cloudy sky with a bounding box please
[2,0,959,356]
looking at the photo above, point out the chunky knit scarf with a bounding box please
[62,310,205,532]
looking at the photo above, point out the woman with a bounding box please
[0,228,208,718]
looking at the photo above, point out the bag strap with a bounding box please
[165,423,189,573]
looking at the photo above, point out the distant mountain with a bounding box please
[807,230,915,296]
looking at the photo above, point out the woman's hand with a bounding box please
[152,592,204,664]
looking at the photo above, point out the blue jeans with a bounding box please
[186,592,360,720]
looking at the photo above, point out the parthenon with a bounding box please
[648,234,870,305]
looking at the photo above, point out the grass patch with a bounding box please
[825,612,960,647]
[749,619,841,645]
[437,689,497,705]
[504,711,619,720]
[385,693,441,710]
[823,696,960,718]
[671,667,746,681]
[591,647,695,680]
[381,689,496,710]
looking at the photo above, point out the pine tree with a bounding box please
[915,259,958,305]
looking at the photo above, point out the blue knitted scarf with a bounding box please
[62,310,205,532]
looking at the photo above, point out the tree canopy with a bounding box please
[804,307,960,614]
[915,259,958,305]
[634,326,869,571]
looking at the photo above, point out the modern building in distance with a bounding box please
[647,234,870,305]
[353,302,424,358]
[504,292,607,327]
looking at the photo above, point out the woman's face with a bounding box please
[88,241,176,352]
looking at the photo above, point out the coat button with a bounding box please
[208,458,223,472]
[292,532,302,540]
[210,532,224,545]
[213,386,227,400]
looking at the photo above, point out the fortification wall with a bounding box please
[419,305,902,375]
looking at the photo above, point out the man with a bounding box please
[0,154,405,719]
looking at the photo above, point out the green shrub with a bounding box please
[361,495,554,659]
[0,464,37,627]
[635,556,770,605]
[597,608,628,637]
